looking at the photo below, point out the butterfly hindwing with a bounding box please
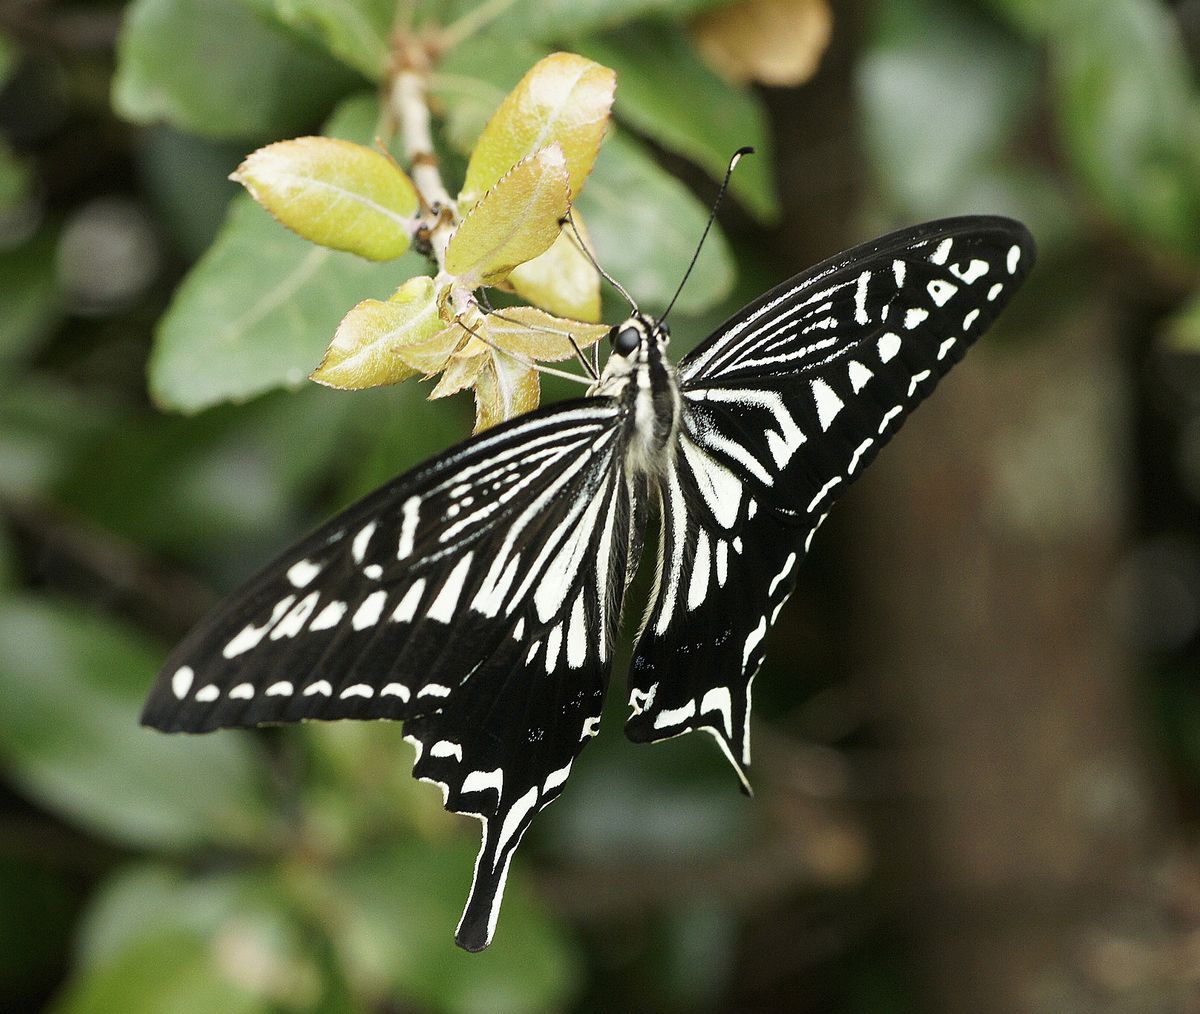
[142,398,638,951]
[627,218,1035,779]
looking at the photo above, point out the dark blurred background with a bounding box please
[2,0,1200,1011]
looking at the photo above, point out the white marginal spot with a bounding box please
[770,553,797,597]
[525,640,541,665]
[878,332,901,363]
[544,623,563,674]
[512,617,525,640]
[272,591,321,640]
[927,279,957,306]
[700,687,733,738]
[716,540,729,587]
[810,378,844,431]
[340,684,373,699]
[951,258,989,283]
[848,360,873,393]
[431,739,463,762]
[171,666,193,700]
[286,559,321,588]
[854,269,871,324]
[688,530,711,612]
[229,683,254,700]
[893,259,907,286]
[681,439,742,529]
[878,405,904,434]
[543,762,571,794]
[352,521,377,563]
[908,369,932,396]
[733,536,744,554]
[988,282,1004,301]
[1007,244,1021,274]
[418,683,452,698]
[350,590,386,628]
[390,579,425,623]
[303,680,332,697]
[804,527,818,553]
[747,499,757,519]
[807,476,842,513]
[364,564,383,580]
[195,684,219,703]
[567,594,587,669]
[848,438,875,474]
[581,715,601,739]
[629,683,658,716]
[265,681,293,697]
[930,238,953,265]
[427,553,473,623]
[937,337,957,361]
[742,615,768,672]
[654,699,697,730]
[463,768,503,796]
[963,308,980,330]
[380,682,410,701]
[904,307,929,330]
[223,596,295,657]
[397,496,420,559]
[309,600,347,632]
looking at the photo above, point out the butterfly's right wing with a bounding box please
[142,399,640,951]
[626,217,1035,785]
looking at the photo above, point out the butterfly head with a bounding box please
[608,314,669,361]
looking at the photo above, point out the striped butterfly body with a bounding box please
[143,216,1035,950]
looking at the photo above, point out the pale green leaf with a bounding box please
[577,132,733,314]
[580,23,779,221]
[233,136,417,260]
[507,217,602,322]
[149,194,422,413]
[479,305,608,361]
[473,351,539,432]
[0,597,273,850]
[459,52,615,207]
[113,0,357,139]
[445,145,571,286]
[312,276,441,388]
[272,0,395,78]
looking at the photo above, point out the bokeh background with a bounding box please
[3,0,1200,1011]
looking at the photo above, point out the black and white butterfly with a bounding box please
[143,216,1034,951]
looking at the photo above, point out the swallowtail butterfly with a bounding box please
[143,216,1034,950]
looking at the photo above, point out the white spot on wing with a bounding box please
[265,681,293,696]
[904,307,929,329]
[544,624,563,674]
[397,496,420,559]
[688,530,711,611]
[171,666,193,700]
[390,579,425,623]
[543,762,571,794]
[963,308,980,330]
[272,592,320,640]
[229,683,254,700]
[908,369,932,396]
[769,553,797,597]
[742,615,767,672]
[463,768,503,796]
[893,259,906,285]
[878,332,901,363]
[951,258,989,283]
[930,238,952,265]
[700,686,733,738]
[431,739,463,761]
[303,680,332,696]
[1007,244,1021,274]
[223,596,295,657]
[807,476,842,513]
[380,683,410,701]
[195,684,219,703]
[810,378,844,431]
[716,540,729,587]
[848,360,873,393]
[854,269,871,324]
[286,559,321,588]
[680,439,742,529]
[654,699,697,730]
[427,553,473,623]
[988,282,1003,301]
[927,279,957,306]
[848,437,874,473]
[309,600,347,631]
[879,405,903,434]
[937,337,956,361]
[352,590,387,630]
[495,787,539,869]
[340,684,373,699]
[418,683,452,698]
[567,594,587,669]
[352,521,377,563]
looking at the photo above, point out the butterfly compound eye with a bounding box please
[611,325,641,356]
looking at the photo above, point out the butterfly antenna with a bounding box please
[563,210,640,314]
[485,308,599,381]
[661,146,754,326]
[455,317,593,386]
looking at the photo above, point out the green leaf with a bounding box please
[113,0,358,139]
[474,0,729,42]
[330,839,582,1014]
[0,597,273,850]
[1166,291,1200,353]
[233,136,417,260]
[1049,0,1200,260]
[149,194,422,412]
[577,132,734,314]
[272,0,396,79]
[861,0,1039,217]
[0,138,32,214]
[0,228,61,371]
[579,22,779,222]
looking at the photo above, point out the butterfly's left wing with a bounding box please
[625,217,1035,784]
[142,400,639,951]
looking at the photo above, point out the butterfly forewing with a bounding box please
[626,218,1035,772]
[142,398,639,951]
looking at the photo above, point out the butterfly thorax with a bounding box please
[591,315,681,478]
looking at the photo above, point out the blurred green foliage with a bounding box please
[1,0,1199,1011]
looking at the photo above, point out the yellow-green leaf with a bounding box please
[481,306,608,362]
[444,145,571,287]
[394,321,465,374]
[232,136,417,261]
[473,354,539,432]
[310,276,441,389]
[508,214,601,322]
[429,352,486,399]
[459,52,615,208]
[691,0,832,86]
